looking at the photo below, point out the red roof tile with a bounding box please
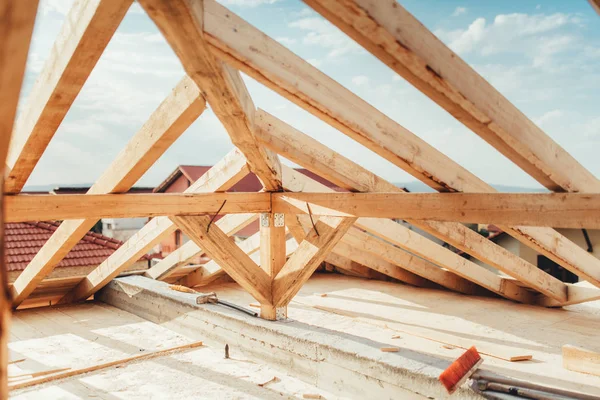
[4,221,156,272]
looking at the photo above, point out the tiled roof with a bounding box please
[5,221,153,271]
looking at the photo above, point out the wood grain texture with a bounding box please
[11,77,206,306]
[6,192,269,222]
[272,192,600,229]
[59,148,250,303]
[205,3,594,297]
[145,213,258,280]
[0,1,38,395]
[273,216,357,307]
[138,0,282,190]
[257,112,566,302]
[563,345,600,376]
[170,215,272,304]
[304,0,600,194]
[5,0,133,193]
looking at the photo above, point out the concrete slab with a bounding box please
[97,275,486,399]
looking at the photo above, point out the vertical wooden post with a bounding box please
[0,179,9,398]
[259,213,287,320]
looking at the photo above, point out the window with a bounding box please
[537,255,578,283]
[175,230,181,248]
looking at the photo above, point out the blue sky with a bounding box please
[19,0,600,190]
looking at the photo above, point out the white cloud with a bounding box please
[534,109,564,127]
[436,12,581,62]
[289,17,362,59]
[352,75,369,86]
[276,37,297,46]
[452,7,467,17]
[218,0,280,6]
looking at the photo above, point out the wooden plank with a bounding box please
[6,192,269,222]
[273,216,357,307]
[170,215,272,305]
[272,192,600,229]
[204,4,594,295]
[145,213,259,280]
[563,345,600,377]
[8,341,205,391]
[58,149,250,303]
[538,281,600,307]
[11,77,206,306]
[259,212,287,319]
[0,2,38,395]
[257,112,566,302]
[138,0,282,191]
[5,0,133,193]
[283,166,534,304]
[304,0,600,194]
[338,228,481,295]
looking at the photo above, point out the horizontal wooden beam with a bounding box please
[272,192,600,229]
[6,192,269,222]
[11,191,600,229]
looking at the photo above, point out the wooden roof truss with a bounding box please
[3,0,600,326]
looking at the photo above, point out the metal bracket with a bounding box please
[275,307,287,320]
[260,213,270,227]
[274,213,285,227]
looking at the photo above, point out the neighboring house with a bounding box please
[154,165,343,259]
[51,186,153,240]
[5,221,155,286]
[474,225,600,283]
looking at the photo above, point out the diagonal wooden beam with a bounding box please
[272,216,357,307]
[58,148,250,304]
[283,166,534,303]
[138,0,282,191]
[5,0,133,193]
[170,215,272,304]
[256,111,567,302]
[304,0,600,194]
[0,0,39,395]
[590,0,600,16]
[202,2,599,293]
[145,213,258,280]
[11,77,206,307]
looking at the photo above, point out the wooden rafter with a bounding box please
[283,166,535,304]
[0,0,39,395]
[200,5,600,291]
[138,0,282,191]
[170,215,272,304]
[145,213,258,280]
[304,0,600,194]
[58,148,250,304]
[11,77,206,307]
[256,112,567,302]
[5,0,133,193]
[590,0,600,16]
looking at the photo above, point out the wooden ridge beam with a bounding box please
[203,3,598,294]
[58,148,250,304]
[11,77,206,307]
[5,0,133,193]
[283,166,534,304]
[0,1,39,396]
[256,112,566,302]
[145,213,259,280]
[170,215,272,304]
[272,192,600,229]
[138,0,282,191]
[304,0,600,194]
[6,192,269,222]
